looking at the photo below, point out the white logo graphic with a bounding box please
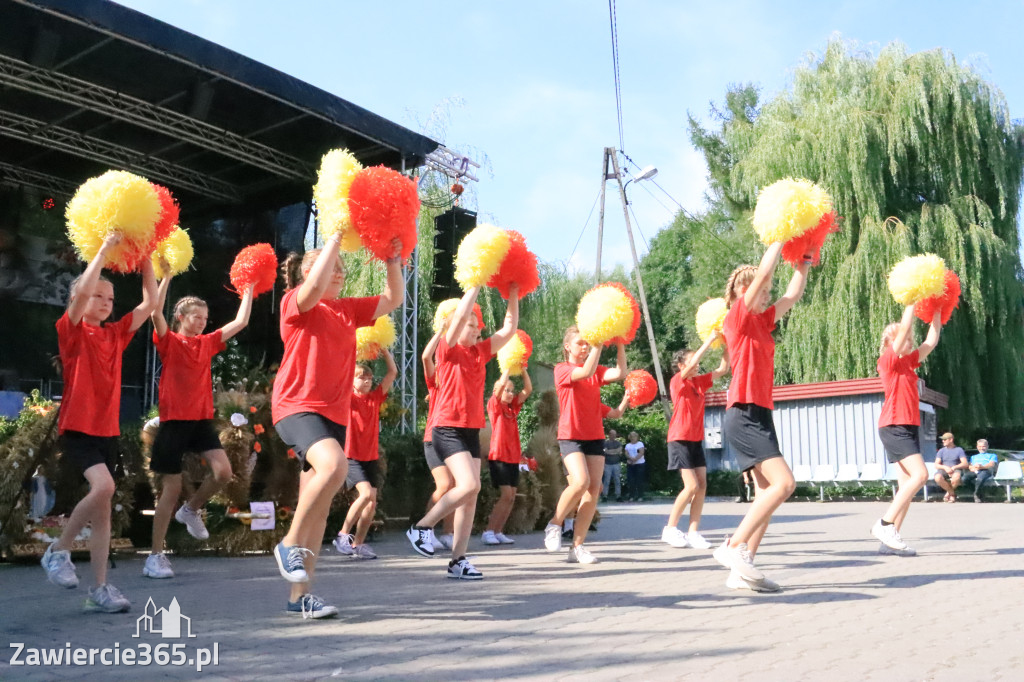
[134,598,196,639]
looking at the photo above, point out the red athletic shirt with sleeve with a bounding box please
[487,394,523,463]
[56,312,136,437]
[555,363,609,441]
[154,329,225,420]
[723,298,777,410]
[668,372,714,442]
[878,347,921,427]
[346,385,387,462]
[432,338,493,429]
[271,288,380,425]
[422,371,437,444]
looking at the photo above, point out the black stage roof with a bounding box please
[0,0,439,214]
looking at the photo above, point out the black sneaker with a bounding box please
[447,557,483,580]
[406,526,435,557]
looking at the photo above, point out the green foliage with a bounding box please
[0,390,55,445]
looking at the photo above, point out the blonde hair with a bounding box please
[281,248,343,291]
[724,265,757,308]
[561,325,580,362]
[67,274,112,308]
[171,296,207,332]
[879,322,901,356]
[493,377,516,398]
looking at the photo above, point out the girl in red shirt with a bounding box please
[271,234,404,618]
[482,369,532,545]
[406,285,519,580]
[333,350,397,560]
[144,270,255,580]
[420,327,455,549]
[662,333,729,550]
[712,242,811,592]
[42,233,158,613]
[872,305,942,556]
[543,326,626,564]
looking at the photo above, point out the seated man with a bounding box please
[961,439,998,503]
[934,432,968,502]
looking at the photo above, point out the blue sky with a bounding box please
[115,0,1024,271]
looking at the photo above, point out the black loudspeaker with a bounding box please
[431,207,476,302]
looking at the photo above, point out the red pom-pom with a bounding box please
[150,184,180,246]
[914,270,960,324]
[526,457,538,472]
[781,211,839,267]
[487,230,540,299]
[606,282,641,345]
[348,166,420,262]
[230,243,278,297]
[624,370,658,408]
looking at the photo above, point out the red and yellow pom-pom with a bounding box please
[624,370,658,408]
[753,178,833,246]
[695,298,728,348]
[455,224,511,289]
[576,282,640,346]
[151,227,193,278]
[66,170,161,273]
[356,315,396,361]
[487,230,540,299]
[780,211,839,267]
[348,166,420,262]
[313,148,363,248]
[230,243,278,297]
[888,254,947,305]
[914,270,960,324]
[150,184,180,247]
[433,298,484,334]
[497,330,533,376]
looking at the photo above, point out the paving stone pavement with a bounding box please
[2,499,1022,681]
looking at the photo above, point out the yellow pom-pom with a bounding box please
[498,330,533,376]
[433,298,460,334]
[752,178,833,245]
[888,254,947,305]
[356,315,397,362]
[454,224,511,289]
[151,227,194,278]
[313,148,363,245]
[65,170,161,272]
[695,298,728,348]
[339,229,363,253]
[576,284,635,346]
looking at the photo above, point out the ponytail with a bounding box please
[561,325,580,362]
[280,249,322,291]
[724,265,757,308]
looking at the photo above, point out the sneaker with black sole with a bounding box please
[406,526,435,557]
[287,593,338,619]
[544,524,563,552]
[274,542,311,583]
[448,557,483,580]
[41,544,78,588]
[83,584,131,613]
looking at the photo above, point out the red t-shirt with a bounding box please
[56,312,136,437]
[271,288,380,425]
[555,363,609,441]
[346,385,387,462]
[154,329,225,421]
[668,372,714,442]
[487,394,523,463]
[432,338,493,429]
[724,298,777,409]
[878,347,921,427]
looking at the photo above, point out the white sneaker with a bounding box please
[494,532,515,544]
[406,526,434,558]
[567,544,598,564]
[661,526,689,548]
[544,523,563,552]
[447,557,483,580]
[686,531,712,549]
[481,530,500,545]
[436,533,454,550]
[878,543,917,557]
[712,539,763,581]
[725,569,782,593]
[41,544,78,588]
[174,504,210,540]
[143,552,174,579]
[871,519,907,550]
[333,533,355,555]
[84,583,131,613]
[352,544,377,559]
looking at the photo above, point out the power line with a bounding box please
[608,0,625,152]
[563,188,604,274]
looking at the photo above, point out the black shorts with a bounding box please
[558,439,605,457]
[668,440,706,470]
[150,419,222,474]
[423,441,444,471]
[724,403,782,472]
[275,412,347,472]
[59,431,118,479]
[432,426,481,460]
[878,425,920,463]
[346,458,382,488]
[488,459,520,488]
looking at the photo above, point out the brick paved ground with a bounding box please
[2,499,1022,681]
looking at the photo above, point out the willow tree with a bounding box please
[672,39,1024,436]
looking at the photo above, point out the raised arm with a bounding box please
[570,343,604,381]
[297,234,342,313]
[373,239,406,319]
[488,287,520,354]
[916,311,942,362]
[605,392,630,419]
[680,333,719,378]
[219,285,255,341]
[129,258,159,332]
[711,340,730,380]
[494,368,512,399]
[68,233,118,325]
[379,348,398,395]
[445,286,481,347]
[743,242,783,312]
[601,342,628,383]
[421,328,444,380]
[891,305,916,358]
[150,269,173,338]
[773,259,811,321]
[517,370,533,404]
